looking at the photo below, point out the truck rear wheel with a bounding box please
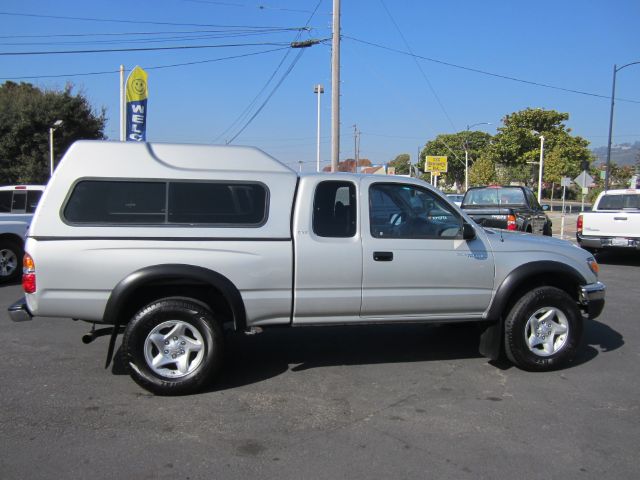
[122,299,223,395]
[504,286,582,371]
[0,239,22,283]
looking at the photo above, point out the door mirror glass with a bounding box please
[463,223,476,240]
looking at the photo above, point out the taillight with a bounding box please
[577,215,583,235]
[507,214,517,231]
[22,253,36,294]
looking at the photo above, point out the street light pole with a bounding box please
[314,84,324,172]
[330,0,341,172]
[605,61,640,191]
[464,147,469,192]
[538,135,545,201]
[464,122,491,191]
[49,119,63,178]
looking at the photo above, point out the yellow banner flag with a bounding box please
[126,66,148,102]
[125,66,148,141]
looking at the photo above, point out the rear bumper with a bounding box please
[8,298,33,322]
[579,282,606,320]
[577,234,640,250]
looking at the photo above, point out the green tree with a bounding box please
[485,108,592,189]
[0,81,106,184]
[544,134,594,185]
[468,156,497,185]
[608,163,634,188]
[420,131,492,188]
[586,163,635,203]
[388,153,411,175]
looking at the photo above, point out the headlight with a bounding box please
[587,257,600,277]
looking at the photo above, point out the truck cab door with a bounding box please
[361,179,495,320]
[524,188,548,234]
[292,178,363,324]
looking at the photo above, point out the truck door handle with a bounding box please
[373,251,393,262]
[614,217,627,221]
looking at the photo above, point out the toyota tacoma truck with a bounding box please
[577,188,640,252]
[461,185,552,235]
[9,141,605,395]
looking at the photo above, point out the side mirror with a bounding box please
[462,222,476,240]
[541,204,550,211]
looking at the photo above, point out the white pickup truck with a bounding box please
[0,185,45,282]
[577,189,640,252]
[8,141,605,395]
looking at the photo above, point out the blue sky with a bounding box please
[1,0,639,171]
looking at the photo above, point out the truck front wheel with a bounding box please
[122,299,223,395]
[504,286,582,371]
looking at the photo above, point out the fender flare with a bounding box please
[104,264,246,368]
[479,260,586,360]
[0,232,26,247]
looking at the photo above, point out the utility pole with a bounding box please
[314,84,324,172]
[331,0,341,172]
[356,126,362,166]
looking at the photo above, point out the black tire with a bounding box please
[504,286,582,371]
[543,222,553,236]
[122,299,223,395]
[0,239,23,283]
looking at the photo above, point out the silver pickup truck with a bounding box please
[9,141,605,395]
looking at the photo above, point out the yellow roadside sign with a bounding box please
[425,155,448,173]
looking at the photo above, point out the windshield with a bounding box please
[462,187,526,207]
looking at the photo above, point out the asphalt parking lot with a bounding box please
[1,249,638,480]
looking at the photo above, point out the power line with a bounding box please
[344,35,640,105]
[218,0,323,143]
[145,46,289,71]
[226,48,306,144]
[212,46,298,142]
[0,46,289,80]
[378,0,457,132]
[0,27,306,40]
[0,29,310,47]
[0,41,290,56]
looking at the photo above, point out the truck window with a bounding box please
[63,180,267,226]
[313,181,357,238]
[369,183,461,239]
[598,194,640,210]
[168,182,267,225]
[0,191,11,212]
[26,190,43,213]
[524,189,540,209]
[64,181,166,224]
[11,191,27,213]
